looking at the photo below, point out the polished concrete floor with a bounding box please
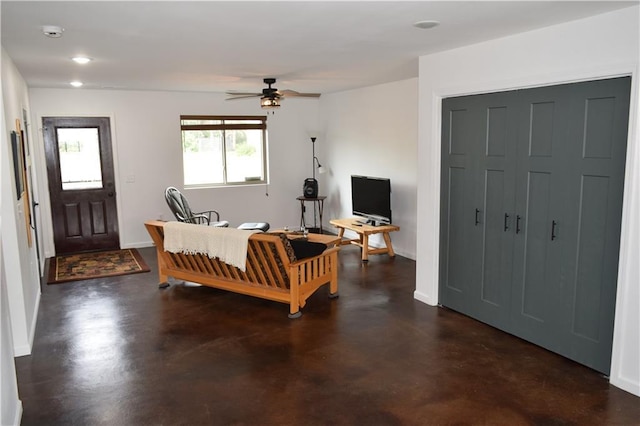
[16,246,639,425]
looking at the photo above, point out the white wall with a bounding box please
[1,48,40,357]
[415,7,639,396]
[1,48,35,426]
[28,89,320,255]
[1,221,23,426]
[319,78,418,259]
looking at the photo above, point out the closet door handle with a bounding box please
[475,208,481,226]
[504,213,510,232]
[551,220,558,241]
[516,215,522,234]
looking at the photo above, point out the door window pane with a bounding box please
[57,128,103,190]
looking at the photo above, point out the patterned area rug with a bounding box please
[47,249,150,284]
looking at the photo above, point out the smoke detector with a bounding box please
[42,25,64,38]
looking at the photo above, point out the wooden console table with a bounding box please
[329,218,400,262]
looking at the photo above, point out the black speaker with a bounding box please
[303,178,318,198]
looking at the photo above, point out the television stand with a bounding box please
[330,218,400,262]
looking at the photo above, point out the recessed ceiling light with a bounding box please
[70,81,83,88]
[413,20,440,30]
[72,56,92,64]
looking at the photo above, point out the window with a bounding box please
[180,115,267,187]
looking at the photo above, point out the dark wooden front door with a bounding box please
[43,117,119,254]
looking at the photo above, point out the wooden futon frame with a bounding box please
[144,220,340,318]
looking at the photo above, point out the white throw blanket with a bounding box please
[163,222,261,272]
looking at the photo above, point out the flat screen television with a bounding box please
[351,175,392,225]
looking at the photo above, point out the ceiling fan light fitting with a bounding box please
[261,97,280,109]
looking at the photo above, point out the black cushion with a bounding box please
[265,232,297,263]
[289,239,327,260]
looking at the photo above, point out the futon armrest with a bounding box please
[290,246,340,267]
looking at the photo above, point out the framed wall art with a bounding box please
[10,130,24,200]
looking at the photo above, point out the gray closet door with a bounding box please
[556,78,630,372]
[473,92,519,328]
[439,77,630,374]
[510,84,573,351]
[440,95,486,317]
[441,91,519,328]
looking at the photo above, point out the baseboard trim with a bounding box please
[610,374,640,397]
[12,400,23,426]
[413,290,437,307]
[13,343,31,357]
[122,241,155,249]
[27,289,41,350]
[13,288,40,358]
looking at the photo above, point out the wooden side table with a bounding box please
[329,218,400,262]
[297,196,326,234]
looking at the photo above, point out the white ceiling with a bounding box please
[1,1,637,95]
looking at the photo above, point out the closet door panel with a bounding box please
[475,95,518,327]
[481,169,507,306]
[572,175,610,339]
[510,85,570,349]
[486,106,509,156]
[528,101,556,157]
[583,96,617,158]
[518,171,557,322]
[449,108,472,155]
[558,77,631,373]
[440,99,485,314]
[444,166,471,295]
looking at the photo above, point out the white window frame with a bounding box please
[180,115,268,188]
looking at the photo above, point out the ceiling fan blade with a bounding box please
[226,95,261,100]
[279,89,321,98]
[294,93,321,98]
[225,80,320,103]
[225,92,262,96]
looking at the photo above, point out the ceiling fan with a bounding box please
[226,78,320,109]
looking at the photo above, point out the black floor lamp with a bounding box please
[303,136,325,198]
